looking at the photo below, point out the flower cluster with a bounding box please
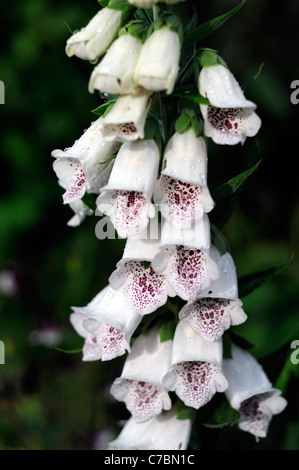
[52,1,286,450]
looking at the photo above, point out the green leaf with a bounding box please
[211,160,262,203]
[228,330,255,351]
[176,399,197,422]
[92,100,116,117]
[81,193,97,211]
[144,117,162,156]
[238,258,293,298]
[143,261,151,269]
[175,108,202,137]
[55,347,82,355]
[182,0,247,49]
[222,333,232,359]
[97,154,117,165]
[172,85,210,105]
[157,315,176,343]
[203,401,241,429]
[210,224,230,256]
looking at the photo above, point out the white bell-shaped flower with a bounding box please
[162,320,228,409]
[134,26,180,95]
[127,0,185,6]
[89,34,142,95]
[52,118,119,204]
[152,216,220,301]
[154,127,214,229]
[109,234,176,315]
[179,246,247,342]
[70,285,141,362]
[96,139,159,238]
[65,8,121,61]
[100,89,152,142]
[108,408,191,450]
[198,64,261,145]
[110,327,172,423]
[223,344,287,438]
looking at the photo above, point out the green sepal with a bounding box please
[175,108,202,137]
[145,12,183,46]
[92,100,116,117]
[118,20,147,42]
[172,85,210,105]
[98,0,110,7]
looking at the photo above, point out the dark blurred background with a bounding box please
[0,0,298,450]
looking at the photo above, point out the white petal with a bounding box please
[153,243,220,302]
[101,90,152,142]
[199,64,256,109]
[197,247,239,300]
[134,26,180,95]
[200,104,262,146]
[179,298,247,342]
[72,285,141,347]
[110,328,172,422]
[66,8,122,61]
[99,139,159,200]
[109,261,173,315]
[134,409,191,450]
[223,344,275,411]
[107,417,153,450]
[163,360,228,409]
[160,128,208,187]
[159,215,211,251]
[89,34,142,95]
[154,175,214,229]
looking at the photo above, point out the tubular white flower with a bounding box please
[108,409,191,450]
[70,285,141,362]
[134,26,180,95]
[110,327,172,423]
[65,8,122,62]
[154,128,214,229]
[100,89,152,142]
[152,217,220,301]
[89,34,142,95]
[109,235,175,315]
[162,321,228,409]
[179,247,247,341]
[96,139,159,238]
[198,64,262,145]
[52,118,119,204]
[223,344,287,438]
